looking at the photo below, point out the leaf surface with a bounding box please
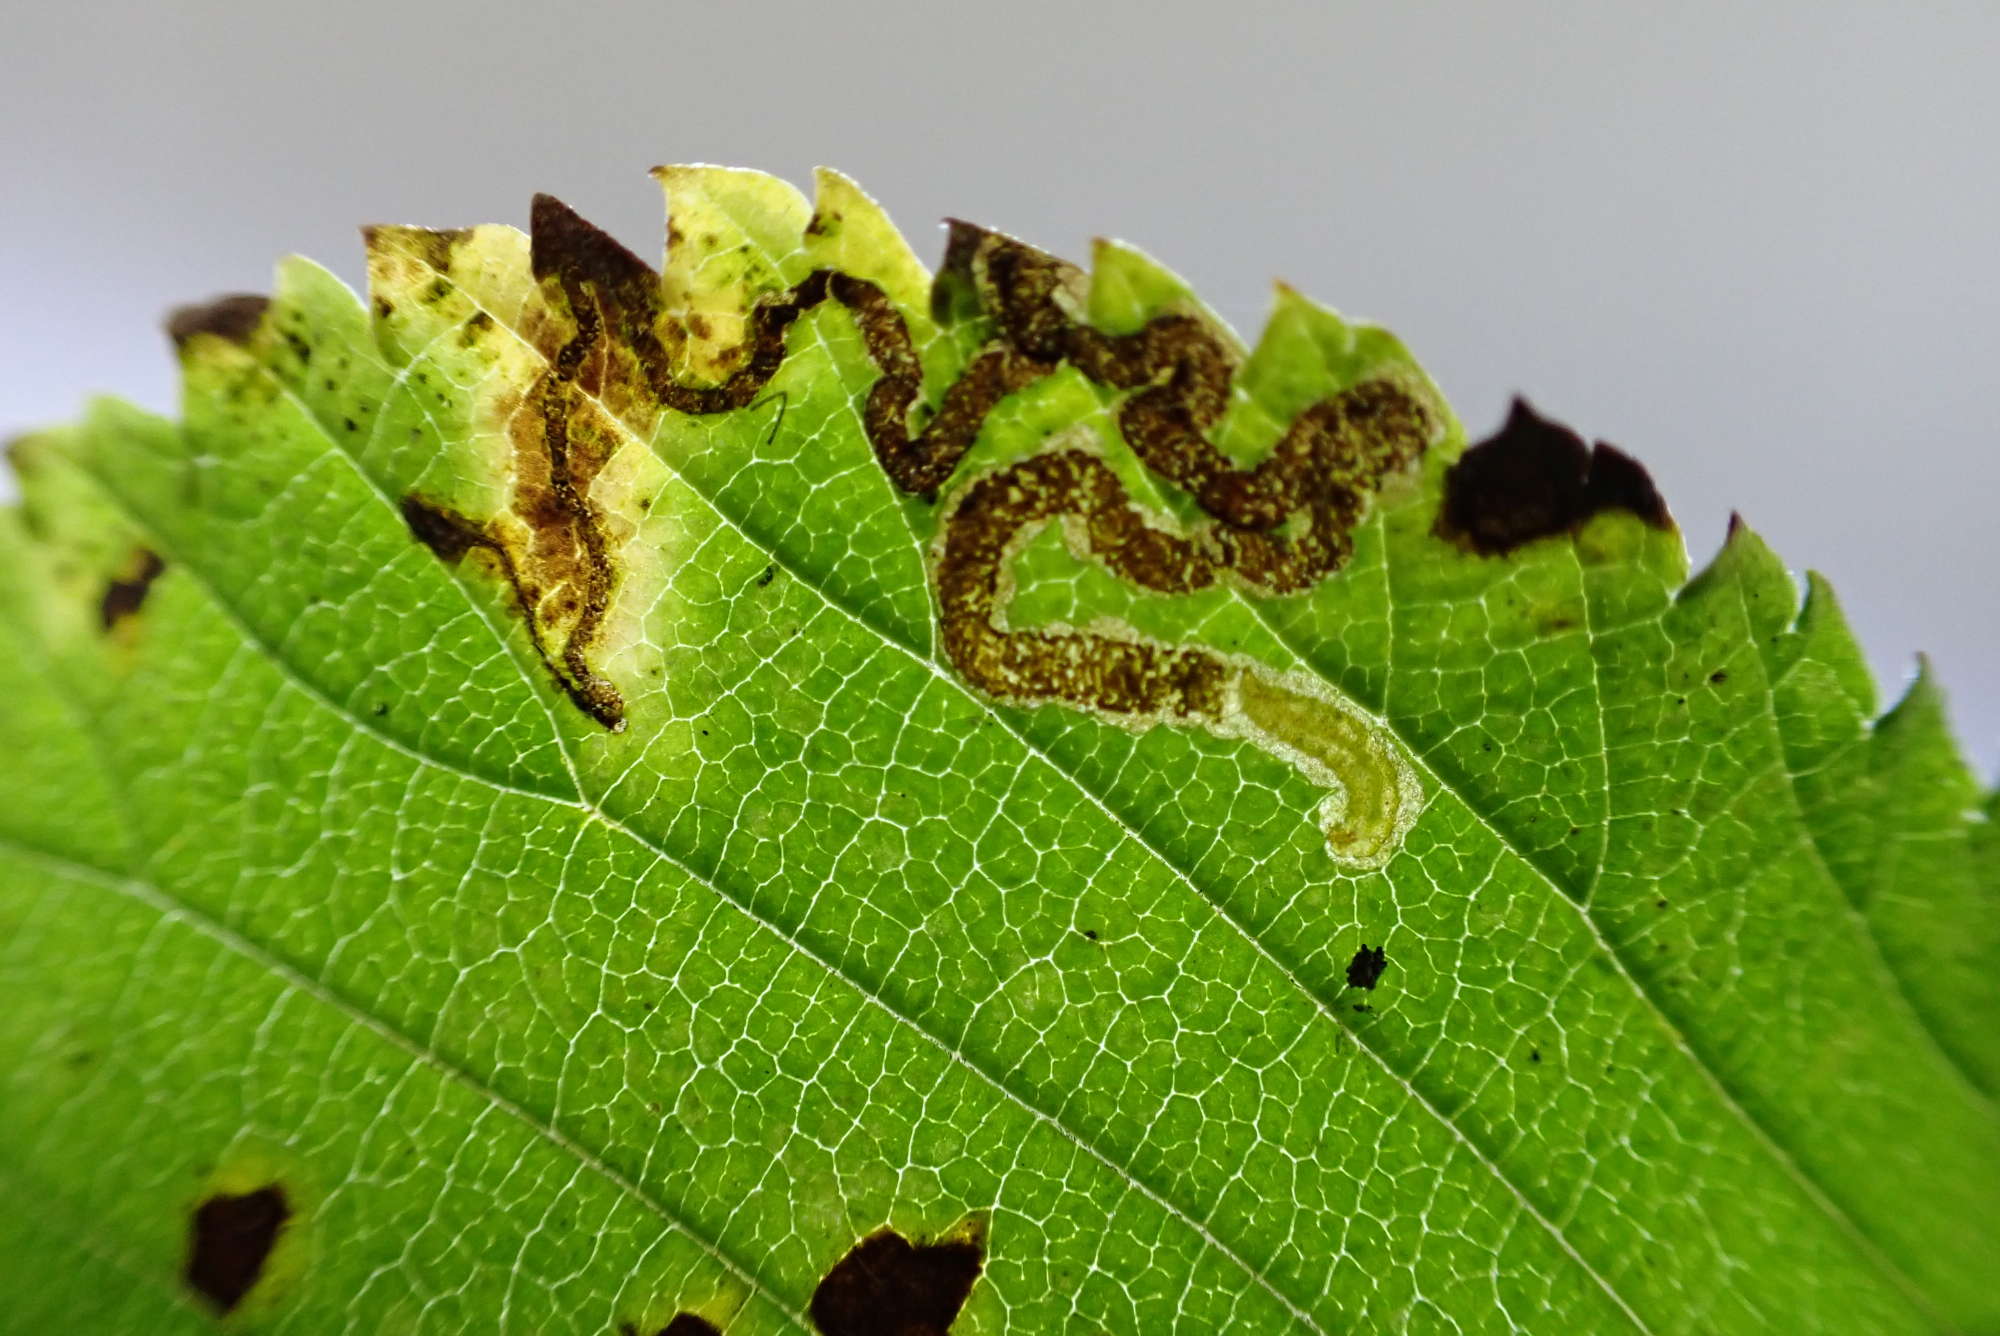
[1,167,1994,1334]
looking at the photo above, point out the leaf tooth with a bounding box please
[650,164,811,386]
[364,222,533,366]
[1792,570,1878,717]
[1679,512,1795,640]
[1237,282,1355,413]
[1875,654,1969,765]
[2,422,149,650]
[164,293,270,353]
[1218,282,1451,467]
[806,167,932,316]
[1084,235,1216,338]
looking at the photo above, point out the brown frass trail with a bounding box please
[399,494,626,731]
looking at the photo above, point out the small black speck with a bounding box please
[1655,898,1669,909]
[371,703,388,718]
[1351,1003,1374,1014]
[1082,929,1098,941]
[755,563,777,588]
[1345,943,1388,991]
[1709,670,1728,684]
[343,417,358,432]
[1530,1049,1541,1063]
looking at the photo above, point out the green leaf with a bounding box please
[2,166,1993,1334]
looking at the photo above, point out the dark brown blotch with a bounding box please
[621,1315,722,1336]
[1436,398,1671,555]
[400,494,489,564]
[185,1184,289,1315]
[659,1317,723,1336]
[166,294,270,350]
[1346,943,1388,991]
[810,1225,984,1336]
[531,193,660,298]
[99,547,166,630]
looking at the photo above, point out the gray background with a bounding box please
[3,0,1994,769]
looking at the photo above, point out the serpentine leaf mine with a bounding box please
[363,174,1444,864]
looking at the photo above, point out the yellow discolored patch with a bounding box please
[652,165,813,385]
[1230,667,1420,867]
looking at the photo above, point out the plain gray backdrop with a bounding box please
[4,0,1994,768]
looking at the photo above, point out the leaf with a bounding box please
[1,165,1993,1335]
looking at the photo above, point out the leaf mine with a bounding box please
[370,176,1438,859]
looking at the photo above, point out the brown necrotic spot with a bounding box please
[532,194,658,304]
[185,1185,289,1314]
[166,293,271,350]
[99,547,165,630]
[401,494,486,563]
[809,1226,984,1336]
[1436,397,1671,555]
